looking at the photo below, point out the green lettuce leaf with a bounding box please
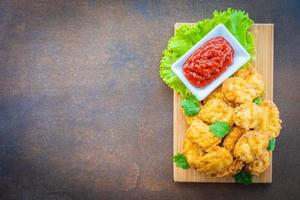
[159,8,255,97]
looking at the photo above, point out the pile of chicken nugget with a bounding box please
[182,66,282,177]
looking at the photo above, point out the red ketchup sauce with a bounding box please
[183,36,234,88]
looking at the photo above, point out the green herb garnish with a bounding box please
[253,97,262,104]
[172,153,190,169]
[181,95,200,117]
[209,121,231,138]
[267,138,276,151]
[233,171,253,185]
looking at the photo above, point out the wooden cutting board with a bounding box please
[173,23,274,183]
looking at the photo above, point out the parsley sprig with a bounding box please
[180,95,200,117]
[172,153,190,169]
[233,171,253,185]
[209,121,231,139]
[267,138,276,151]
[253,97,262,104]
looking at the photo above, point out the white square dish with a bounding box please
[171,23,250,101]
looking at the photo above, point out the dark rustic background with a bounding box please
[0,0,299,199]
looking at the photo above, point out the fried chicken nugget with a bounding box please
[186,120,221,150]
[233,103,263,130]
[215,159,244,177]
[203,86,224,104]
[233,130,269,163]
[245,149,270,176]
[223,126,244,152]
[183,138,204,168]
[222,77,257,105]
[200,98,234,125]
[195,146,233,175]
[256,100,282,138]
[234,67,264,97]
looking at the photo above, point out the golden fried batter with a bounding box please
[256,100,282,138]
[245,149,270,176]
[195,146,233,175]
[186,120,221,150]
[223,126,244,152]
[222,77,257,105]
[178,67,282,178]
[234,66,254,78]
[203,86,224,104]
[200,98,234,125]
[183,138,204,168]
[183,112,202,125]
[215,159,244,177]
[233,130,269,163]
[233,103,263,130]
[234,67,264,97]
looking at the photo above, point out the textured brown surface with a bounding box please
[0,0,299,200]
[174,24,273,183]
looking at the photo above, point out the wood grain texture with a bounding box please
[173,24,274,183]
